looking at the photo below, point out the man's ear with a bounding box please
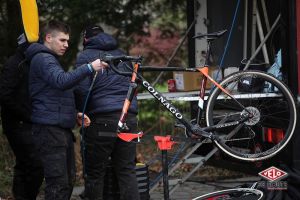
[45,33,52,43]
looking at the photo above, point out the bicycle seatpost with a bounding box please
[204,40,212,66]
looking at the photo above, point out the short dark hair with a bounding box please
[40,20,70,40]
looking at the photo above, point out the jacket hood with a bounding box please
[25,43,56,61]
[84,32,118,51]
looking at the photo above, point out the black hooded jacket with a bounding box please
[0,48,31,131]
[75,32,138,115]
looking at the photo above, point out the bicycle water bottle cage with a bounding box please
[193,29,227,41]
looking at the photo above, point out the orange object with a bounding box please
[118,132,144,142]
[264,128,284,144]
[154,135,176,150]
[19,0,39,42]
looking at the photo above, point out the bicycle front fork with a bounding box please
[117,82,138,133]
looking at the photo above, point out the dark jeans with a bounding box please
[83,113,140,200]
[32,124,76,200]
[4,122,44,200]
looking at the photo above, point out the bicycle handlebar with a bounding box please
[101,54,143,62]
[100,54,143,76]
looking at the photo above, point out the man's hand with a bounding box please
[77,112,91,127]
[91,59,108,72]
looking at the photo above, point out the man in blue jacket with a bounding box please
[75,25,139,200]
[25,20,108,200]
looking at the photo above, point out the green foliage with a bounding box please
[138,98,191,136]
[151,0,187,31]
[0,0,187,69]
[137,81,192,136]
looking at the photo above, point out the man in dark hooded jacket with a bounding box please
[75,25,139,200]
[25,20,108,200]
[0,34,44,200]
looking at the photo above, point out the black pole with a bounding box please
[187,0,195,68]
[286,0,300,171]
[162,150,170,200]
[287,0,298,95]
[187,0,198,122]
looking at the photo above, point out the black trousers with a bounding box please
[32,124,76,200]
[4,122,44,200]
[83,113,140,200]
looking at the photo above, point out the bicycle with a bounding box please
[101,29,297,162]
[192,182,264,200]
[192,188,263,200]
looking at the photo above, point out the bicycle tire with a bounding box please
[206,70,297,161]
[192,188,264,200]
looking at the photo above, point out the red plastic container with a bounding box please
[168,79,176,92]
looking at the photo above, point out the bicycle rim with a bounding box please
[206,70,297,161]
[192,188,264,200]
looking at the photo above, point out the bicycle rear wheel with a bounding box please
[206,70,297,161]
[192,188,264,200]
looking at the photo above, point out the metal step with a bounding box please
[184,156,205,164]
[169,147,219,195]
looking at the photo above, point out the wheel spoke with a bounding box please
[206,71,296,161]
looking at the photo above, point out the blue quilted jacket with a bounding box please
[25,43,93,128]
[75,32,138,115]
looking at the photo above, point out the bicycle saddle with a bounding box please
[193,29,227,40]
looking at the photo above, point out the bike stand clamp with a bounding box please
[154,136,177,200]
[117,131,144,142]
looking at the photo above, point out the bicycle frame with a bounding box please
[101,52,297,199]
[116,61,249,141]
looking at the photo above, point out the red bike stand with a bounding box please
[154,136,176,200]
